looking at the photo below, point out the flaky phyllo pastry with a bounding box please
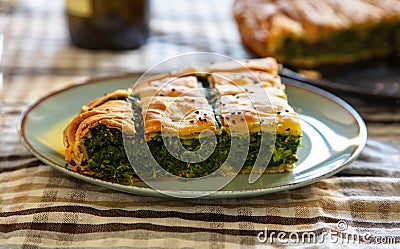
[234,0,400,67]
[63,58,302,185]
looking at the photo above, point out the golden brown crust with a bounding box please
[206,57,280,75]
[135,67,198,85]
[220,92,301,135]
[80,89,130,113]
[208,71,285,98]
[140,96,217,139]
[132,76,203,99]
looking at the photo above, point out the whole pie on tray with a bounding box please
[233,0,400,68]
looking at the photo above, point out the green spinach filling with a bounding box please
[276,21,400,63]
[147,132,229,178]
[84,122,301,184]
[84,123,137,185]
[148,131,300,177]
[82,80,301,185]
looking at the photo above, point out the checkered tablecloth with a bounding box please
[1,0,400,248]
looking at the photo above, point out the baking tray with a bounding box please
[279,55,400,102]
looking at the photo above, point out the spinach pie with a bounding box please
[63,58,302,184]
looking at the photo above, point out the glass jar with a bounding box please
[65,0,149,50]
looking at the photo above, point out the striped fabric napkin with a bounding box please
[1,100,399,248]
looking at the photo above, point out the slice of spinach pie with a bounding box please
[63,57,303,184]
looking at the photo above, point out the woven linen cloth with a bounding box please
[1,0,400,248]
[1,111,400,248]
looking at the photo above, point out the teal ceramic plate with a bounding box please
[18,73,367,198]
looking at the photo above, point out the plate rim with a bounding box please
[17,72,368,199]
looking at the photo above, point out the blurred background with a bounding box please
[0,0,246,85]
[0,0,398,140]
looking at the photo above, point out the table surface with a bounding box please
[1,0,400,248]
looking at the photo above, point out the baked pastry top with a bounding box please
[140,96,217,138]
[207,59,301,135]
[132,76,203,99]
[219,92,301,135]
